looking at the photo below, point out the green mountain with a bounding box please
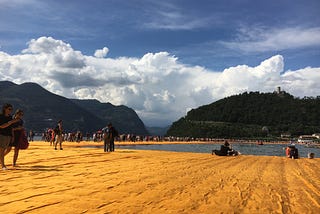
[146,126,170,136]
[167,91,320,138]
[71,99,148,135]
[0,81,148,135]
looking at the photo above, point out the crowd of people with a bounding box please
[42,129,85,143]
[40,121,120,153]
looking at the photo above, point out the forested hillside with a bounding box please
[167,91,320,138]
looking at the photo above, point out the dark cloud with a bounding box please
[50,72,105,88]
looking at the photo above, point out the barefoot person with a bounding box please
[0,103,19,170]
[54,120,63,150]
[101,123,118,152]
[107,123,118,152]
[102,125,111,152]
[4,109,25,167]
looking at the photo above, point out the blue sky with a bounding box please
[1,0,319,70]
[0,0,320,127]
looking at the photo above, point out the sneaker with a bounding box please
[2,167,8,171]
[60,148,63,150]
[54,148,57,150]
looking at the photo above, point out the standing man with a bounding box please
[108,123,118,152]
[54,120,63,150]
[102,125,110,152]
[29,130,35,141]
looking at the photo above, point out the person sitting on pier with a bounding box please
[285,145,299,159]
[212,141,238,156]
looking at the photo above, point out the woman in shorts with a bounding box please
[4,109,25,167]
[0,103,18,170]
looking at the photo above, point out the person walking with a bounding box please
[4,109,25,167]
[0,103,19,170]
[29,130,35,141]
[54,120,63,150]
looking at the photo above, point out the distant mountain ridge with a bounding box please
[146,126,170,136]
[0,81,149,135]
[71,99,147,135]
[167,91,320,138]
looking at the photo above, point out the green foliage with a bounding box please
[167,91,320,138]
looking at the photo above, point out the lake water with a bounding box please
[113,143,320,158]
[34,135,319,157]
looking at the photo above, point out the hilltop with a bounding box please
[167,91,320,138]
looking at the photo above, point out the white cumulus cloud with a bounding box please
[1,37,320,126]
[94,47,109,58]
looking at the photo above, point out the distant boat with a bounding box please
[257,142,264,145]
